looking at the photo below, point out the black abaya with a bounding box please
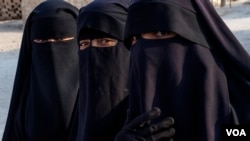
[69,1,130,141]
[2,1,79,141]
[125,0,250,141]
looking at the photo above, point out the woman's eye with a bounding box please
[47,39,56,42]
[141,31,176,39]
[33,37,75,43]
[99,39,111,45]
[93,38,118,47]
[155,31,166,37]
[80,42,90,46]
[79,39,90,50]
[33,39,45,43]
[100,39,108,44]
[62,37,74,41]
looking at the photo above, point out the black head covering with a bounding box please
[3,1,79,141]
[126,0,250,141]
[125,0,209,48]
[70,0,130,141]
[77,0,129,42]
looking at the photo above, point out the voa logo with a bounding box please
[226,129,246,136]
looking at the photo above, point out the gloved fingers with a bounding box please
[134,128,175,141]
[155,117,174,129]
[148,128,175,141]
[137,117,174,135]
[126,107,161,129]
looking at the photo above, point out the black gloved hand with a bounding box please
[115,107,175,141]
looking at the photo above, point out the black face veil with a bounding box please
[125,0,250,141]
[69,1,130,141]
[3,1,79,141]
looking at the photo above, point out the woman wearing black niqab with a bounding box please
[3,1,79,141]
[67,0,131,141]
[116,0,250,141]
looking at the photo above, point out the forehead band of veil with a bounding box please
[31,8,77,40]
[77,1,128,42]
[125,0,209,49]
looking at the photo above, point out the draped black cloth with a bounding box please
[125,0,250,141]
[2,1,79,141]
[68,1,130,141]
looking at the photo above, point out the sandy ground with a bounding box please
[0,0,250,139]
[0,20,23,139]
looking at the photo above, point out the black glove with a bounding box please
[115,107,175,141]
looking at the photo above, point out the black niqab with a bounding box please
[70,1,130,141]
[3,1,79,141]
[125,0,250,141]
